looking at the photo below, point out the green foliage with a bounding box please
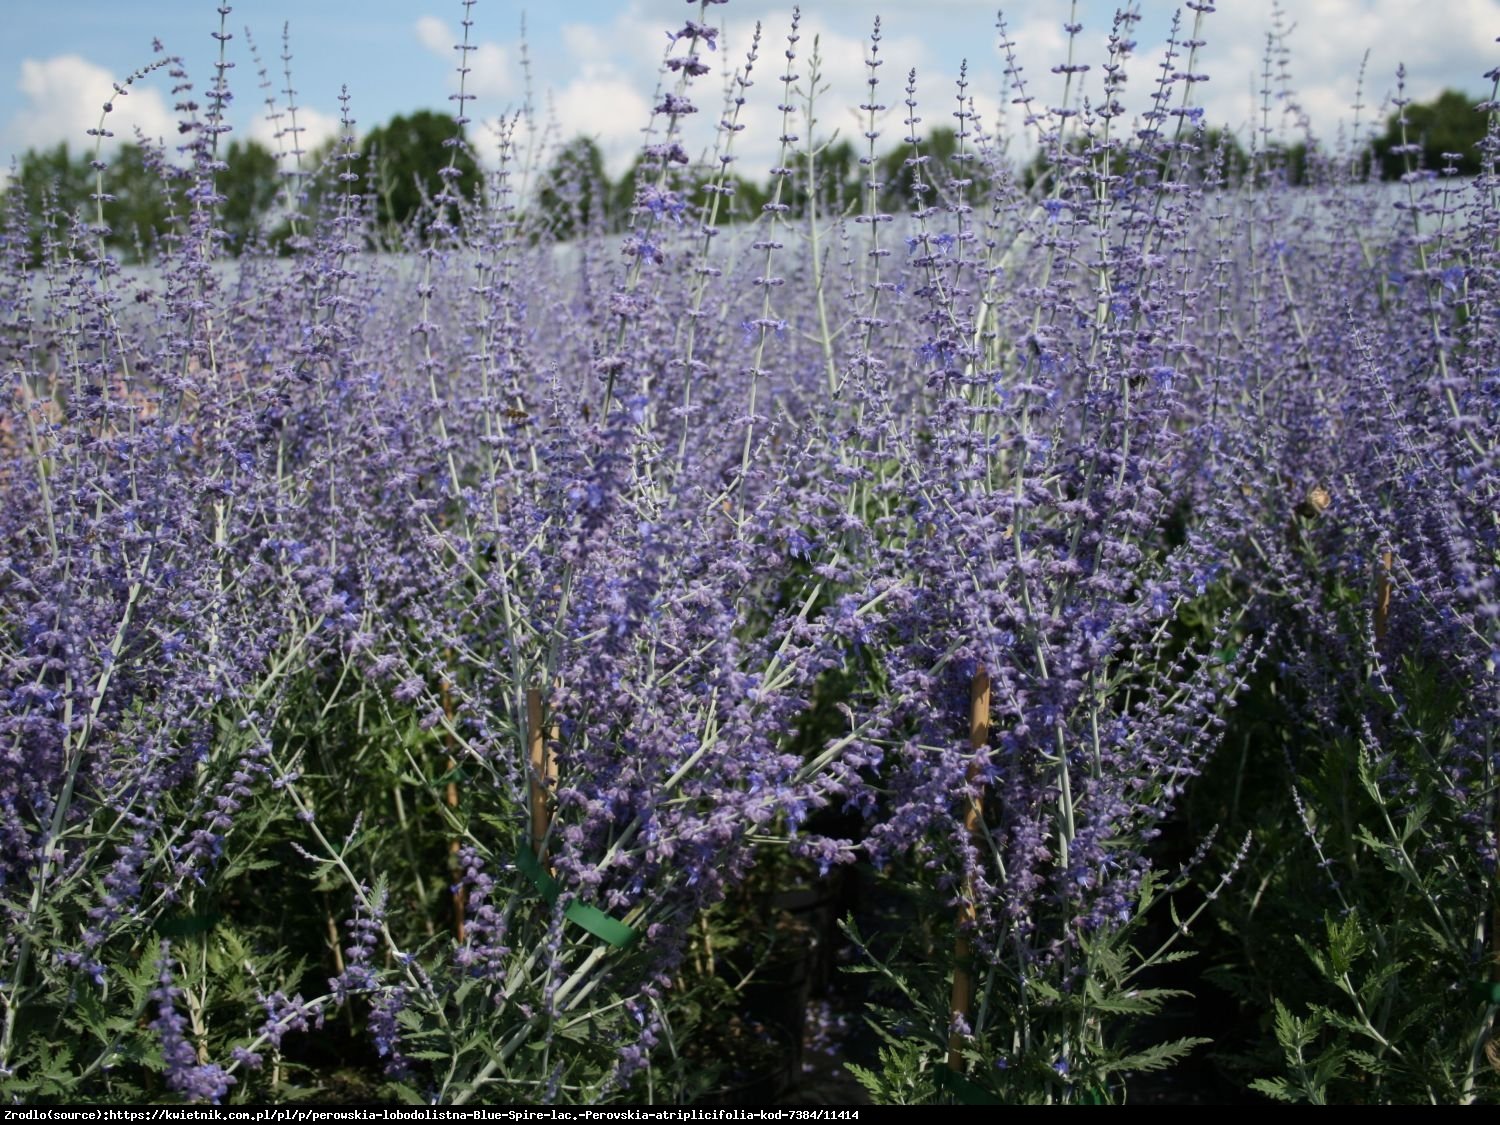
[838,861,1218,1106]
[536,136,610,241]
[785,138,863,218]
[1189,559,1500,1103]
[1265,140,1311,187]
[607,153,770,233]
[5,138,298,262]
[4,142,93,260]
[1249,999,1345,1104]
[100,142,183,259]
[359,110,480,233]
[845,1038,942,1105]
[0,711,314,1103]
[1373,89,1489,178]
[4,142,180,262]
[704,173,771,225]
[219,140,281,252]
[1023,126,1253,193]
[875,127,998,215]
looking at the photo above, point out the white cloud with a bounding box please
[415,15,450,55]
[561,23,618,76]
[548,78,655,174]
[247,105,343,158]
[414,16,514,99]
[1136,0,1500,151]
[453,0,1500,183]
[460,4,962,178]
[513,7,940,178]
[469,43,514,99]
[4,54,175,157]
[693,11,937,181]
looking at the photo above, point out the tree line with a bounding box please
[3,89,1490,262]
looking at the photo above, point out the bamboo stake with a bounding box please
[323,893,345,975]
[527,688,557,859]
[948,666,991,1072]
[442,668,465,942]
[1374,549,1394,644]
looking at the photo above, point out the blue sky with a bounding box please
[4,0,1497,179]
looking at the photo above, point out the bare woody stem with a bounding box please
[948,665,991,1071]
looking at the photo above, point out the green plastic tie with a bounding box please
[936,1066,1002,1105]
[516,844,637,949]
[154,912,221,938]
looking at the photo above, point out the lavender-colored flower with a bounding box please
[152,945,235,1103]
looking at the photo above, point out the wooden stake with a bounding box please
[1374,549,1394,643]
[948,666,991,1071]
[527,688,557,859]
[324,892,345,975]
[441,669,465,943]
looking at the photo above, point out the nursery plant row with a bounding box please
[1,0,1497,1106]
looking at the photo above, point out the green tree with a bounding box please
[219,139,281,253]
[1023,125,1252,193]
[359,110,479,232]
[1260,139,1309,187]
[102,143,183,260]
[1200,128,1251,182]
[6,143,92,261]
[5,142,190,263]
[877,127,963,215]
[610,152,768,232]
[536,135,610,240]
[267,135,344,253]
[1373,89,1488,179]
[783,137,862,218]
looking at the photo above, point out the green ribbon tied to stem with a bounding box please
[1472,980,1500,1005]
[153,912,221,939]
[515,844,637,949]
[937,1065,1107,1105]
[936,1066,1002,1105]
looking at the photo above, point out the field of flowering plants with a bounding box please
[1,0,1498,1106]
